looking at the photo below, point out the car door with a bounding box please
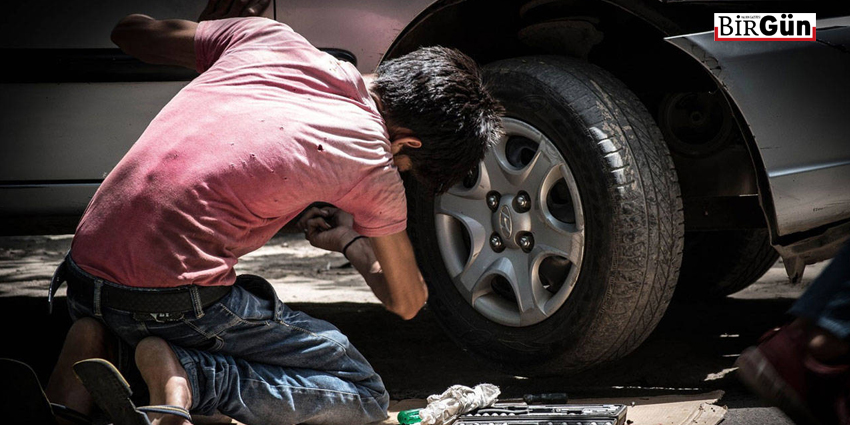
[0,1,272,233]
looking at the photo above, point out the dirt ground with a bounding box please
[0,232,830,422]
[0,232,373,302]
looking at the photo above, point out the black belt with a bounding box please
[66,266,232,315]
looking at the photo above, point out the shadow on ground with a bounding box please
[1,292,795,405]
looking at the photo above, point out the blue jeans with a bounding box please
[789,239,850,340]
[61,256,389,425]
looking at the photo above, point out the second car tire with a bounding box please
[675,229,779,299]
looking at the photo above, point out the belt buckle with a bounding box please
[137,312,185,323]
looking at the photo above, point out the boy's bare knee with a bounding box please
[66,317,111,356]
[136,336,170,355]
[135,337,173,370]
[69,317,103,335]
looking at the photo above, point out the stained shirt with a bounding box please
[71,17,407,288]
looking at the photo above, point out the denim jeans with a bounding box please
[61,255,389,425]
[789,239,850,340]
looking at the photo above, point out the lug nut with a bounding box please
[514,191,531,213]
[486,192,501,211]
[490,233,505,252]
[517,233,534,252]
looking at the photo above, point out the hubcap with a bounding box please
[434,118,586,327]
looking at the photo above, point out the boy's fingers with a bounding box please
[298,207,328,230]
[244,0,271,16]
[305,222,324,240]
[201,0,218,17]
[305,217,331,233]
[307,207,329,217]
[215,0,233,16]
[233,0,252,17]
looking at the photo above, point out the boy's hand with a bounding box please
[300,207,427,320]
[199,0,271,21]
[298,207,360,253]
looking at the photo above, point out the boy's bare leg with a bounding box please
[46,317,115,424]
[135,336,192,425]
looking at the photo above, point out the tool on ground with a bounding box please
[455,403,628,425]
[398,383,501,425]
[497,393,569,405]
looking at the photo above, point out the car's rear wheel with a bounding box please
[407,56,685,375]
[675,229,779,299]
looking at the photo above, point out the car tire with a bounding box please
[406,56,685,375]
[675,229,779,299]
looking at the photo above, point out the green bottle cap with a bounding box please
[397,408,422,424]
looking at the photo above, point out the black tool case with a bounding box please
[455,403,628,425]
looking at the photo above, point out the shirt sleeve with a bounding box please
[194,17,297,73]
[342,167,408,238]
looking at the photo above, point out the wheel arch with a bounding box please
[385,0,776,239]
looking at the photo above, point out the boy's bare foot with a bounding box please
[135,337,193,425]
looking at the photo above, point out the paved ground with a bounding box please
[0,232,831,424]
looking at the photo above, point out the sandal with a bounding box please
[0,358,92,425]
[73,358,192,425]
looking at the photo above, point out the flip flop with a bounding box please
[73,358,193,425]
[0,358,92,425]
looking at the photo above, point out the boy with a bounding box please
[45,1,503,424]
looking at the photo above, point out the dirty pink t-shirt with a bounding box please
[71,17,407,288]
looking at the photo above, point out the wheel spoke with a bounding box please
[505,252,550,326]
[453,249,499,304]
[447,160,492,200]
[485,136,560,191]
[532,162,584,264]
[434,211,489,281]
[435,191,492,255]
[516,144,560,191]
[481,149,513,190]
[532,216,583,264]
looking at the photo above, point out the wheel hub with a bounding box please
[492,194,533,248]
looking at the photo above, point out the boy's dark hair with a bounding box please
[373,46,504,194]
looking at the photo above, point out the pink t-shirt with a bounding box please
[71,17,407,288]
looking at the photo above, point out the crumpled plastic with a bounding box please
[417,383,501,425]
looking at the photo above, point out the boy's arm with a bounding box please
[360,231,429,320]
[110,15,198,69]
[300,207,428,320]
[110,0,270,69]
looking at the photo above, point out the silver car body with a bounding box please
[1,0,848,262]
[0,0,432,216]
[666,17,850,238]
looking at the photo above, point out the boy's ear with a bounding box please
[390,136,422,155]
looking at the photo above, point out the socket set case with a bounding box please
[455,403,627,425]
